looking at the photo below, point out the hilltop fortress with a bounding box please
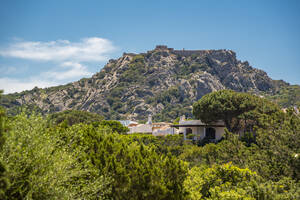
[153,45,213,57]
[123,45,235,58]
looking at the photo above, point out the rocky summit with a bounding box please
[1,45,299,121]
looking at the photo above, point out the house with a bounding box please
[127,115,153,134]
[171,115,225,142]
[152,122,176,136]
[126,115,178,135]
[128,123,153,134]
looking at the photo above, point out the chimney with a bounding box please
[146,114,152,125]
[179,115,186,122]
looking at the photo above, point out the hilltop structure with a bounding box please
[151,45,229,57]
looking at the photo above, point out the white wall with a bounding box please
[153,127,177,136]
[183,127,205,140]
[214,127,225,141]
[129,124,152,134]
[183,126,225,141]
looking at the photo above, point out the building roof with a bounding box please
[152,122,172,125]
[171,120,225,127]
[119,120,138,127]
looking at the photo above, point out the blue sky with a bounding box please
[0,0,299,93]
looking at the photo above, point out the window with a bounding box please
[205,127,216,140]
[186,128,192,135]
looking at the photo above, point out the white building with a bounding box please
[171,115,225,142]
[152,124,177,136]
[129,123,153,134]
[127,115,178,135]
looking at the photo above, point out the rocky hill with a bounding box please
[1,45,299,121]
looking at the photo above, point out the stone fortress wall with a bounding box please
[123,45,232,58]
[154,45,218,57]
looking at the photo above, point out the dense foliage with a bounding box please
[99,120,129,134]
[0,90,299,199]
[193,90,281,133]
[1,113,111,199]
[184,163,299,200]
[47,109,104,126]
[0,91,10,199]
[266,84,300,108]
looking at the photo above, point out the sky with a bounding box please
[0,0,299,94]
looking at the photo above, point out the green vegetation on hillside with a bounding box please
[119,55,146,83]
[266,84,300,108]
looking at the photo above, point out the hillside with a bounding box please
[1,45,299,121]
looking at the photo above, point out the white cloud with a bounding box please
[0,37,118,94]
[0,77,57,94]
[44,61,93,80]
[0,37,117,62]
[0,62,93,94]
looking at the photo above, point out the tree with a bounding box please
[100,120,129,134]
[1,112,111,199]
[58,124,187,200]
[192,90,257,132]
[0,91,7,151]
[0,91,9,199]
[192,90,280,133]
[184,163,259,200]
[47,109,104,127]
[184,163,300,200]
[248,107,300,181]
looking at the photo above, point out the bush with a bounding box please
[100,120,129,134]
[1,113,111,199]
[184,163,300,200]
